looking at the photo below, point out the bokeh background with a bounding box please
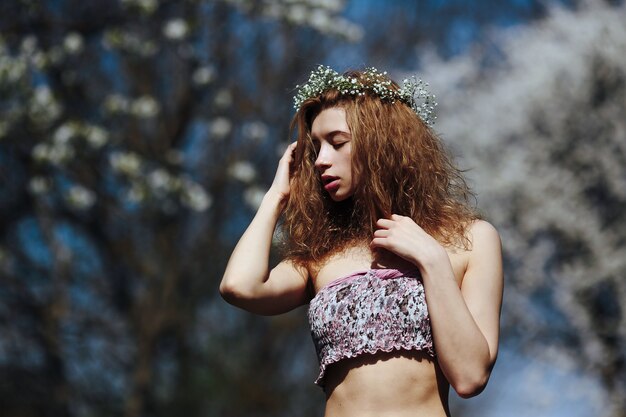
[1,0,625,416]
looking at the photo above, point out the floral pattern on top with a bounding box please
[308,268,434,388]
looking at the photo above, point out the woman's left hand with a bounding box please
[370,214,448,270]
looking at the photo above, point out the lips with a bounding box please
[321,175,340,192]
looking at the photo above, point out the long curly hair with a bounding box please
[282,69,479,267]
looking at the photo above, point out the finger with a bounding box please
[281,142,297,158]
[373,229,389,238]
[376,218,394,229]
[370,237,392,250]
[370,238,382,249]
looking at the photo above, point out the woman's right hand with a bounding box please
[268,141,297,202]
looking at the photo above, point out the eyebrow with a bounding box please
[310,130,351,141]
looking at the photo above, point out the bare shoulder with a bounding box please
[467,220,502,261]
[463,219,503,284]
[468,219,501,250]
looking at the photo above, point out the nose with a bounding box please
[314,143,332,171]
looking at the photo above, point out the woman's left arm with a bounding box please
[371,216,503,398]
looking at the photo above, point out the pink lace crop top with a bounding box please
[308,268,435,388]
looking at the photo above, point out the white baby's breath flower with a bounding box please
[163,19,189,40]
[66,185,96,209]
[63,32,84,54]
[228,161,257,183]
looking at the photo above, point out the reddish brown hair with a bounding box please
[282,70,479,266]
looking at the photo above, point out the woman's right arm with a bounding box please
[219,143,309,315]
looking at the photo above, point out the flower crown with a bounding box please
[293,65,437,126]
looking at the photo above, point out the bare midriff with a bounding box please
[323,350,450,417]
[309,244,467,417]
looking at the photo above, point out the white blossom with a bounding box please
[181,181,212,211]
[20,35,37,54]
[287,5,307,24]
[53,124,75,144]
[85,125,109,148]
[29,85,62,125]
[0,56,27,84]
[210,117,232,139]
[213,88,233,109]
[242,121,268,141]
[103,94,130,113]
[103,29,158,56]
[109,151,142,176]
[228,161,257,183]
[163,19,189,40]
[28,176,51,195]
[126,183,147,203]
[316,0,342,12]
[147,168,173,191]
[31,142,74,165]
[192,66,215,86]
[131,95,160,118]
[32,143,49,162]
[63,32,84,54]
[415,4,626,410]
[66,185,96,209]
[309,9,331,31]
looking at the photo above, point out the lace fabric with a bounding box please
[308,268,435,388]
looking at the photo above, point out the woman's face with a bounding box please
[310,107,356,202]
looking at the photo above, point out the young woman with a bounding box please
[220,66,503,416]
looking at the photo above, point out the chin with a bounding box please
[328,191,353,202]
